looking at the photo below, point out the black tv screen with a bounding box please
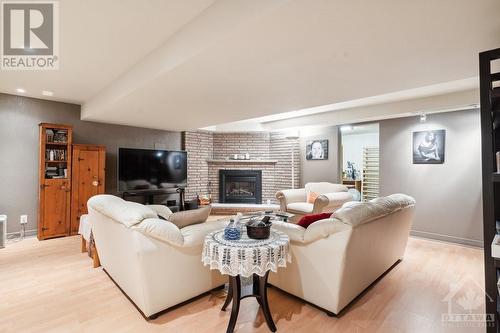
[118,148,187,192]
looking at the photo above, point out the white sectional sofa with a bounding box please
[87,195,226,319]
[87,193,415,320]
[269,194,416,315]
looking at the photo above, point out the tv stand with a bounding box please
[121,188,185,210]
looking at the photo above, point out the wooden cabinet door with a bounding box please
[70,146,105,235]
[41,180,70,237]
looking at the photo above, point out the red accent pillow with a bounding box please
[297,213,333,229]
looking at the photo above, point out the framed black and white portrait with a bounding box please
[306,139,328,160]
[412,130,445,164]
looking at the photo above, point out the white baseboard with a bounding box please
[410,230,483,248]
[7,229,37,238]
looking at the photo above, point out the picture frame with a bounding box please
[412,129,445,164]
[306,139,328,160]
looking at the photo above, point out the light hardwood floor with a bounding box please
[0,236,485,333]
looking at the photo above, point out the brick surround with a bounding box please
[182,131,299,204]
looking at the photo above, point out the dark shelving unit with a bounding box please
[480,47,500,333]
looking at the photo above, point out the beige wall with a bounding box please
[0,93,181,234]
[379,109,483,246]
[299,126,341,186]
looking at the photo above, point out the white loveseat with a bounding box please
[87,195,226,319]
[269,194,416,315]
[275,182,353,220]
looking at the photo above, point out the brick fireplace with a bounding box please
[182,131,300,204]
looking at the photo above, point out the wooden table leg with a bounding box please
[226,275,241,333]
[258,271,276,332]
[81,237,87,253]
[92,244,100,268]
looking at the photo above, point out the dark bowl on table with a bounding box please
[246,221,272,239]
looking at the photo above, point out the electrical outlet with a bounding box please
[20,215,28,225]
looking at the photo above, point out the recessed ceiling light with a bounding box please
[42,90,54,96]
[16,88,25,93]
[340,125,354,132]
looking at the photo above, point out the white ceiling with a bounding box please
[1,0,499,131]
[0,0,216,103]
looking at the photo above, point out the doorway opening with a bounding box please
[340,123,379,201]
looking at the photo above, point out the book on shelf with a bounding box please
[45,149,66,161]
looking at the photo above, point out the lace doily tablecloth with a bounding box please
[202,228,291,277]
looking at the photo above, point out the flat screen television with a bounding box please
[118,148,187,192]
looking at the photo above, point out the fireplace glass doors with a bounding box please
[219,170,262,204]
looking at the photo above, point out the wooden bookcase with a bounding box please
[480,47,500,332]
[38,123,73,240]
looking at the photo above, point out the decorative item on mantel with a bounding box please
[229,153,251,160]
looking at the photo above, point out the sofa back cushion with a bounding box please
[168,205,211,229]
[305,182,348,195]
[333,194,415,227]
[87,194,157,227]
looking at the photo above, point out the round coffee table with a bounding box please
[202,228,290,333]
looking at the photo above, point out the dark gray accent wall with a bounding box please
[379,109,483,246]
[0,93,181,234]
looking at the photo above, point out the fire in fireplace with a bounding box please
[219,170,262,204]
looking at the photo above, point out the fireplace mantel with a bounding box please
[206,159,278,164]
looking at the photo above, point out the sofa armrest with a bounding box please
[272,219,351,244]
[275,189,306,211]
[271,220,306,242]
[304,219,351,243]
[313,192,353,213]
